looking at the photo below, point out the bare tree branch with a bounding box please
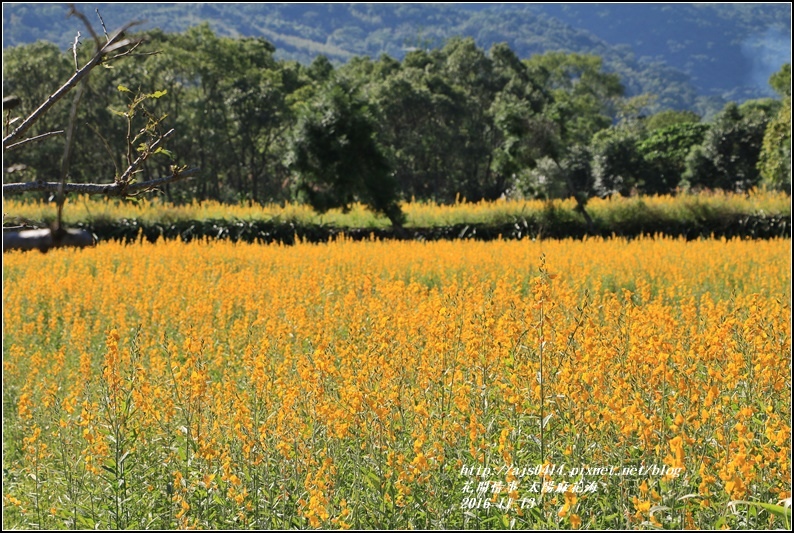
[95,8,110,42]
[60,71,88,183]
[4,131,64,152]
[2,23,140,150]
[3,8,197,253]
[67,3,101,48]
[106,41,150,61]
[3,167,200,196]
[71,31,82,71]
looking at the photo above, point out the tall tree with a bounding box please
[758,63,791,192]
[362,48,471,203]
[524,52,624,147]
[684,102,771,191]
[3,41,78,184]
[289,81,404,226]
[637,122,709,194]
[522,52,624,227]
[591,123,647,197]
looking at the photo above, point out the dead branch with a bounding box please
[67,4,101,48]
[2,167,200,196]
[2,23,140,150]
[4,131,65,152]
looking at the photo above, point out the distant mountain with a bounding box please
[522,3,792,101]
[3,2,790,114]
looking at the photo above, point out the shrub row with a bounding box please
[77,212,791,245]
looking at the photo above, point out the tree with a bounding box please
[758,63,791,192]
[591,123,646,197]
[484,42,556,200]
[521,145,595,201]
[644,109,701,131]
[358,39,557,204]
[2,41,74,184]
[683,102,770,191]
[289,81,405,227]
[521,52,624,228]
[768,63,791,99]
[366,65,451,201]
[144,24,278,203]
[637,122,709,194]
[359,46,472,204]
[3,7,196,252]
[524,52,624,146]
[758,97,791,192]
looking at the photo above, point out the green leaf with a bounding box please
[151,89,168,99]
[728,500,792,520]
[118,84,131,93]
[154,147,174,159]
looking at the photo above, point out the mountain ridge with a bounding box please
[3,2,791,114]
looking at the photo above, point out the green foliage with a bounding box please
[307,55,334,82]
[515,52,623,207]
[683,102,770,191]
[757,97,791,191]
[289,81,404,226]
[521,146,595,201]
[758,64,792,191]
[355,38,557,204]
[591,124,646,196]
[637,122,710,194]
[738,97,782,119]
[524,52,624,147]
[365,58,462,202]
[769,63,791,98]
[644,109,701,131]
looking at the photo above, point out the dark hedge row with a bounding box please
[76,213,791,245]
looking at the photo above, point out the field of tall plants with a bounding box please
[3,236,791,529]
[4,189,790,228]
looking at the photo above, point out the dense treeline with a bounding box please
[3,25,790,224]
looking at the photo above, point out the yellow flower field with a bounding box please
[2,236,791,529]
[3,188,789,227]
